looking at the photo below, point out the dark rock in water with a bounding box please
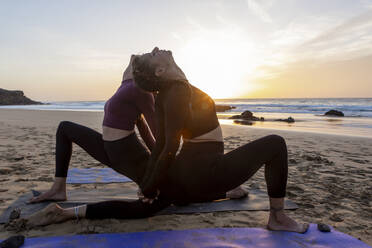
[0,88,42,105]
[0,235,25,248]
[274,117,295,123]
[241,110,253,118]
[325,110,344,117]
[234,120,253,125]
[215,105,236,112]
[229,110,264,121]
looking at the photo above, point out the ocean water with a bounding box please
[215,98,372,117]
[1,98,372,138]
[215,98,372,138]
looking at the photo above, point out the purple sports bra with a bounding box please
[103,79,155,134]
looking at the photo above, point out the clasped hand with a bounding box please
[137,189,160,204]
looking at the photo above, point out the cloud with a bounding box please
[252,9,372,81]
[270,16,337,47]
[297,10,372,61]
[265,9,372,67]
[246,0,273,23]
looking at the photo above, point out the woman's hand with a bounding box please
[138,189,160,204]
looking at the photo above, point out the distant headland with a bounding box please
[0,88,42,105]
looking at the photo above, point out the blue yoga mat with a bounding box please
[67,168,131,184]
[1,225,370,248]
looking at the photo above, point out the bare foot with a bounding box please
[29,189,67,203]
[267,209,309,233]
[27,203,69,227]
[226,186,248,199]
[6,204,72,230]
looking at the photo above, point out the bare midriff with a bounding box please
[102,125,134,141]
[183,125,223,143]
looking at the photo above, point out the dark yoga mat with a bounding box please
[0,188,297,224]
[67,168,131,184]
[1,226,370,248]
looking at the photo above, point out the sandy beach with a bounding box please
[0,109,371,245]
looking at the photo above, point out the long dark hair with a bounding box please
[132,55,191,98]
[132,56,162,92]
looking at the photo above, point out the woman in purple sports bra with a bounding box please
[29,55,156,203]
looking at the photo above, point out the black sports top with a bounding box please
[139,80,220,197]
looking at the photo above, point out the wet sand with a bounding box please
[0,109,371,245]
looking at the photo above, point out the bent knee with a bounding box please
[267,134,286,147]
[56,121,75,134]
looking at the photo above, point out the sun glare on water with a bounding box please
[177,34,260,99]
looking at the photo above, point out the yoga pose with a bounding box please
[18,48,307,233]
[29,54,244,204]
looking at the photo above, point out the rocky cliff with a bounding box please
[0,88,42,105]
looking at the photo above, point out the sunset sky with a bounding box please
[1,0,372,101]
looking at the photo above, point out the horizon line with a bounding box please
[38,96,372,102]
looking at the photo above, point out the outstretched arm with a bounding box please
[136,114,155,151]
[140,83,191,198]
[135,88,156,151]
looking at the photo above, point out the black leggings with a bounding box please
[85,134,288,219]
[55,121,149,183]
[166,134,287,202]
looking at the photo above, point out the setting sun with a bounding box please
[177,32,261,98]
